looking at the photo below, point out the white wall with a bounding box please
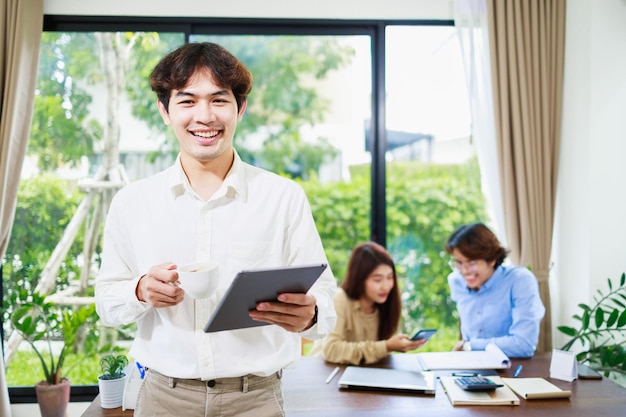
[36,0,626,383]
[43,0,454,20]
[12,402,89,417]
[552,0,626,349]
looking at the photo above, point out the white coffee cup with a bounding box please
[176,261,218,299]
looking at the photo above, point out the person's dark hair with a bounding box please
[445,223,509,268]
[341,242,401,340]
[149,42,253,112]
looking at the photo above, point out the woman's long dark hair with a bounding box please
[341,242,401,340]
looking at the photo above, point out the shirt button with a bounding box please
[207,380,216,388]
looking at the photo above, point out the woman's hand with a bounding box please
[385,333,428,353]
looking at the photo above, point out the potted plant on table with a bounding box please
[9,292,97,417]
[98,353,129,408]
[558,272,626,385]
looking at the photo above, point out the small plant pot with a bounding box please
[35,378,71,417]
[98,373,128,409]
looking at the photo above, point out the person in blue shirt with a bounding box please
[445,223,545,358]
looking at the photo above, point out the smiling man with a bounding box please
[95,42,337,417]
[444,223,545,358]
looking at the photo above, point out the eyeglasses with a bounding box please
[448,259,480,271]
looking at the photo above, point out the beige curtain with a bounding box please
[487,0,566,352]
[1,0,44,414]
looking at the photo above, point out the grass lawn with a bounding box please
[6,350,117,386]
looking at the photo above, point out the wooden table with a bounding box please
[81,352,626,416]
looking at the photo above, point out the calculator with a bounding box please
[454,375,503,391]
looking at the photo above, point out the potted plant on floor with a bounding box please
[98,353,129,408]
[558,272,626,385]
[9,292,97,417]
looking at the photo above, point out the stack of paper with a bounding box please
[501,377,572,399]
[416,343,511,370]
[440,376,520,406]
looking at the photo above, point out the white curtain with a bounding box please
[454,0,507,245]
[1,0,44,415]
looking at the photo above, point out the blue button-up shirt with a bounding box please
[448,265,545,358]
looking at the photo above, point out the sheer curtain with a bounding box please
[454,0,506,245]
[1,0,44,414]
[456,0,566,353]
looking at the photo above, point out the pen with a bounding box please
[136,361,145,379]
[325,366,340,384]
[452,372,479,377]
[514,364,523,378]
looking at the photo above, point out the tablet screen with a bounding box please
[203,263,327,333]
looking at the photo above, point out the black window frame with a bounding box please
[6,14,453,403]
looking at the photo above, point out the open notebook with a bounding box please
[337,366,436,395]
[501,377,571,399]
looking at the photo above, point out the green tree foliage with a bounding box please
[387,158,486,330]
[29,32,102,170]
[2,174,85,334]
[29,32,184,169]
[31,32,353,177]
[124,32,185,157]
[303,157,488,332]
[301,168,371,279]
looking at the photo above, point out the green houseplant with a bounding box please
[98,353,129,409]
[9,292,97,417]
[99,353,129,380]
[558,272,626,381]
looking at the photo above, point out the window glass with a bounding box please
[384,26,489,347]
[2,22,487,392]
[3,31,185,387]
[3,31,372,387]
[190,34,373,279]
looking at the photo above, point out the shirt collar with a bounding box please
[167,150,248,201]
[470,265,505,293]
[348,295,378,315]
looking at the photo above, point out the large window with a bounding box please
[2,17,489,402]
[385,26,486,339]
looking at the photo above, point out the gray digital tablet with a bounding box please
[203,263,327,333]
